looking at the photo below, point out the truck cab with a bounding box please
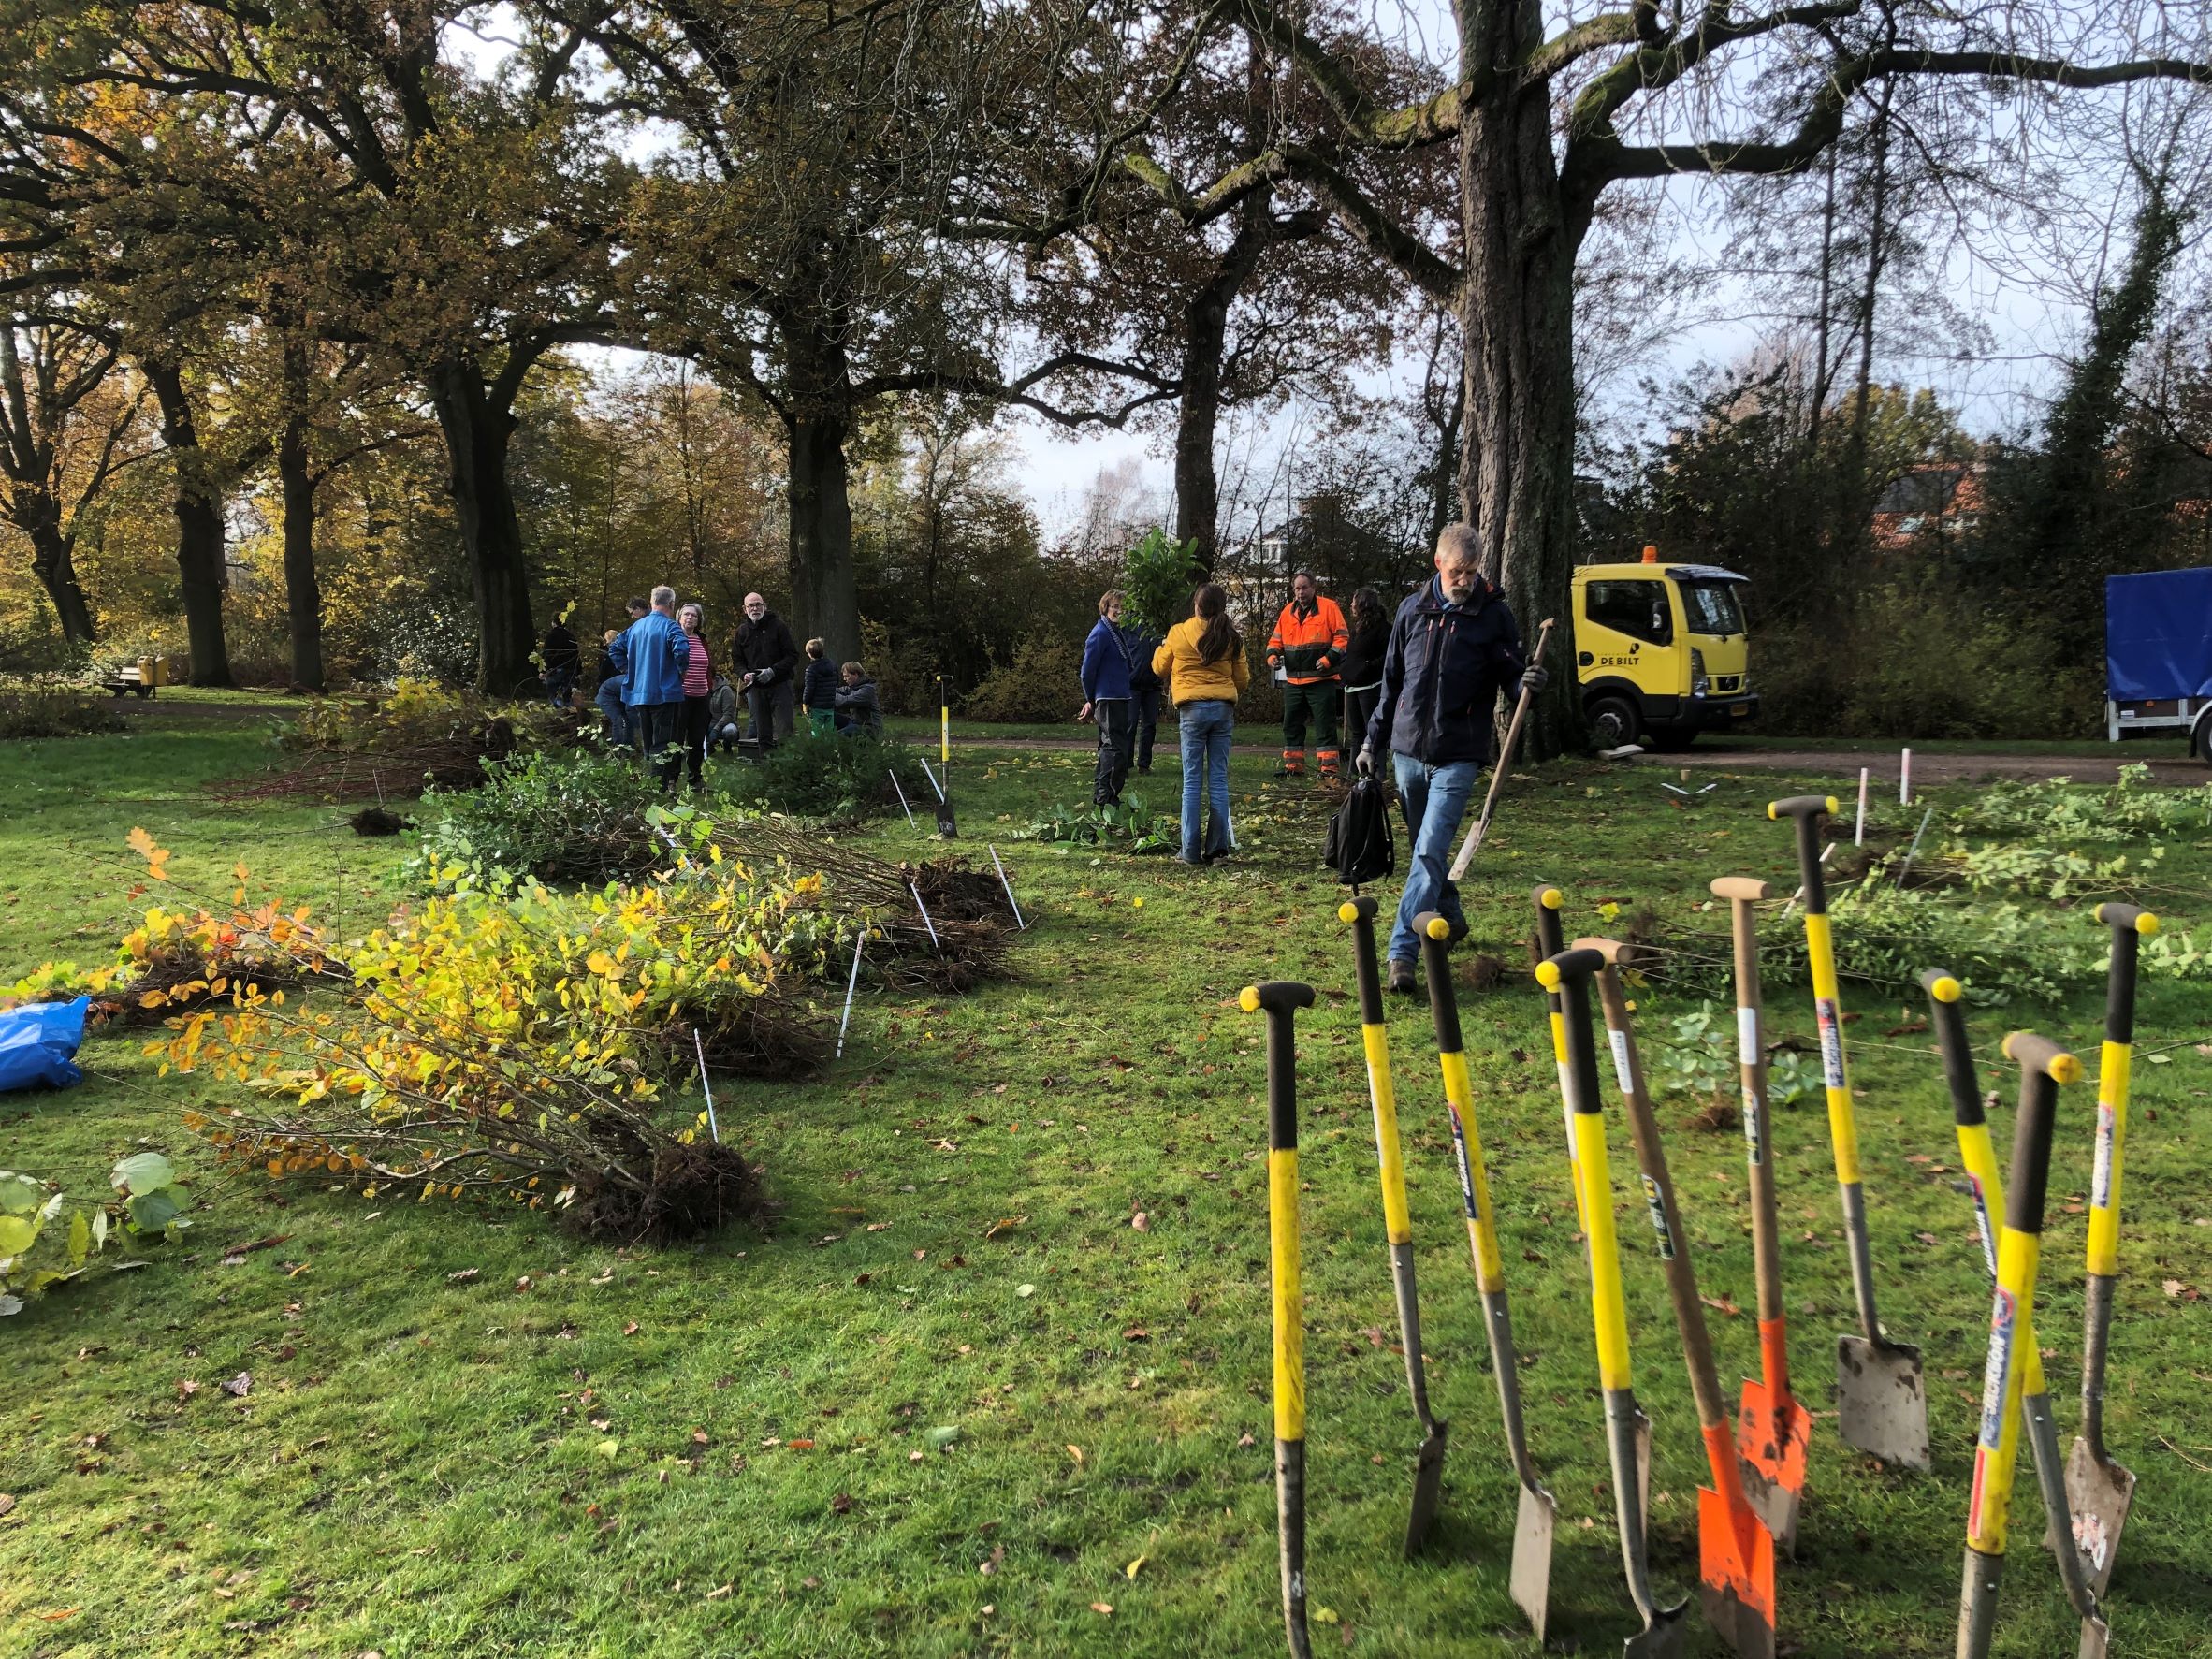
[1572,549,1757,749]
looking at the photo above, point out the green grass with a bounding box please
[4,723,2211,1657]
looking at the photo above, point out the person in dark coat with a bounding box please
[731,592,800,750]
[801,637,839,736]
[1126,621,1164,774]
[542,618,581,708]
[1357,526,1546,991]
[594,629,629,747]
[833,662,883,736]
[1338,586,1390,763]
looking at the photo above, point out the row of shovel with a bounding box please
[1240,793,2153,1659]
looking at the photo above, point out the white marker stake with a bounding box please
[918,757,947,804]
[1783,841,1837,916]
[649,819,695,869]
[1897,807,1934,889]
[988,843,1026,930]
[1855,767,1870,846]
[1899,748,1912,806]
[691,1027,720,1142]
[910,882,941,952]
[888,769,917,830]
[835,928,865,1058]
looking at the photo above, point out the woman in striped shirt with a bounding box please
[677,603,714,788]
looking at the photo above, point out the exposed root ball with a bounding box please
[1463,953,1508,992]
[563,1133,764,1244]
[350,806,410,836]
[1692,1099,1742,1133]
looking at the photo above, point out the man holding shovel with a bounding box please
[1356,523,1547,994]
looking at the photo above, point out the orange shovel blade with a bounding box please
[1738,1377,1810,1543]
[1698,1484,1777,1659]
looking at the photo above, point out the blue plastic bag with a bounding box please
[0,997,88,1092]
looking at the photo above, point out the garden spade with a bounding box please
[1712,876,1809,1553]
[1583,939,1776,1659]
[1923,973,2109,1659]
[1243,978,1318,1659]
[1957,1034,2097,1659]
[1448,619,1556,880]
[1768,795,1929,1470]
[1533,885,1650,1521]
[1340,897,1448,1555]
[1536,945,1688,1659]
[933,677,958,837]
[1414,910,1555,1635]
[2063,902,2155,1596]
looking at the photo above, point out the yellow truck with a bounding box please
[1572,549,1756,749]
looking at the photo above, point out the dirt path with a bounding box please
[1667,746,2203,785]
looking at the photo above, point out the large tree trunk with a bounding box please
[428,358,538,696]
[1170,313,1226,572]
[278,344,325,691]
[1457,16,1584,758]
[19,503,97,648]
[143,358,233,687]
[782,330,861,663]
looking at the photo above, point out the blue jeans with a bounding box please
[1389,753,1482,965]
[1176,700,1235,861]
[597,682,630,748]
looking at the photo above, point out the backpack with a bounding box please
[1323,777,1394,886]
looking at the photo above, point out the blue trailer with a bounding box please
[2106,568,2212,764]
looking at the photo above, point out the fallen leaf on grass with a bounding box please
[36,1609,79,1623]
[830,1492,852,1514]
[924,1426,961,1451]
[0,1494,12,1517]
[787,1438,816,1451]
[221,1372,252,1398]
[1090,1602,1114,1616]
[1698,1293,1740,1317]
[447,1268,480,1283]
[176,1379,200,1400]
[1123,1326,1150,1342]
[622,1321,641,1337]
[1915,1232,1941,1246]
[1313,1605,1341,1623]
[1130,1212,1150,1232]
[1066,1445,1084,1466]
[2163,1279,2202,1302]
[1015,1283,1036,1298]
[1125,1555,1145,1579]
[706,1584,733,1599]
[982,1215,1026,1241]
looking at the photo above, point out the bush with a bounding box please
[721,729,935,822]
[0,679,125,740]
[1121,528,1202,637]
[412,749,675,886]
[963,629,1084,723]
[1,1156,191,1317]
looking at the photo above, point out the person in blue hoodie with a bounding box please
[607,585,691,793]
[1076,589,1138,806]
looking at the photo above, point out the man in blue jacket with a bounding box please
[1357,524,1548,992]
[1076,589,1138,806]
[608,585,691,793]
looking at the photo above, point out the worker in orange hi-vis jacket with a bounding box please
[1266,570,1349,780]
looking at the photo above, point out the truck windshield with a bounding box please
[1679,581,1744,636]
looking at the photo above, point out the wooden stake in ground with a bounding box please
[1447,618,1555,881]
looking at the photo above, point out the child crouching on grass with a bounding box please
[802,637,839,736]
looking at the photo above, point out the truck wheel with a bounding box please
[2194,706,2212,769]
[1587,692,1640,749]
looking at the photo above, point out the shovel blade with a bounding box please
[1635,1405,1652,1542]
[1403,1422,1447,1558]
[1835,1333,1930,1469]
[1509,1480,1556,1642]
[1737,1379,1810,1553]
[933,801,957,837]
[2060,1436,2134,1597]
[2077,1612,2111,1659]
[1621,1603,1688,1659]
[1698,1487,1777,1659]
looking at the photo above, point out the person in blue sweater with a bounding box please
[1076,589,1138,806]
[607,585,691,793]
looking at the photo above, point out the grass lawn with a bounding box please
[4,723,2210,1658]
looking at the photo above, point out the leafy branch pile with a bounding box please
[1014,792,1177,856]
[410,748,677,885]
[1,1156,192,1317]
[0,678,127,740]
[1633,771,2210,1004]
[217,676,580,801]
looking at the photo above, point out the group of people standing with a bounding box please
[1078,525,1548,993]
[546,588,884,793]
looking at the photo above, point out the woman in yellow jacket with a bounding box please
[1152,582,1250,864]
